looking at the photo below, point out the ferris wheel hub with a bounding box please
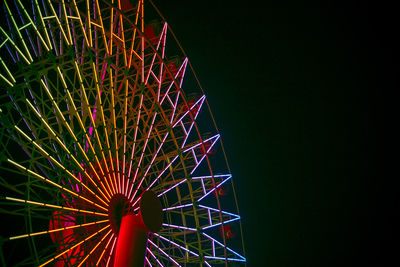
[113,190,163,267]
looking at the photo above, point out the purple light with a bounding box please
[146,247,164,267]
[147,239,181,266]
[157,178,187,198]
[162,203,192,211]
[154,233,199,257]
[196,174,232,202]
[161,223,196,232]
[172,94,205,129]
[202,233,246,262]
[145,154,179,191]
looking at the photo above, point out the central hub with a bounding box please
[108,191,163,235]
[112,191,163,267]
[108,194,131,235]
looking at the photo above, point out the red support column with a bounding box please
[113,191,162,267]
[113,214,148,267]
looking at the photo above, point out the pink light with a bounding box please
[182,134,219,153]
[128,112,158,200]
[106,236,118,267]
[145,256,152,266]
[126,94,144,190]
[169,91,181,125]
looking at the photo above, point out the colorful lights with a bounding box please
[0,0,245,265]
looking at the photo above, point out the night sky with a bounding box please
[0,0,392,266]
[154,1,391,266]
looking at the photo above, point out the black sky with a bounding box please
[154,0,393,266]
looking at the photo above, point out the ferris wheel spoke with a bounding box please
[181,134,220,175]
[129,125,170,200]
[65,88,114,198]
[202,232,246,263]
[3,1,34,62]
[144,23,168,86]
[105,236,118,267]
[1,196,108,216]
[6,157,108,212]
[74,61,118,195]
[146,246,164,267]
[95,232,116,266]
[24,98,110,206]
[194,174,232,202]
[197,204,241,230]
[7,219,109,241]
[127,105,160,200]
[38,224,110,267]
[157,178,188,198]
[7,2,37,58]
[13,0,50,52]
[161,223,196,232]
[108,70,121,193]
[136,154,180,205]
[76,228,113,267]
[144,255,152,267]
[147,238,181,267]
[153,233,199,259]
[43,0,71,46]
[125,0,142,67]
[0,25,31,64]
[172,94,205,132]
[39,77,112,201]
[126,92,143,185]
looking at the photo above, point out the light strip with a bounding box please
[38,225,110,266]
[162,203,192,211]
[7,156,107,212]
[146,247,164,267]
[161,224,196,232]
[154,233,199,257]
[65,89,114,199]
[77,229,113,267]
[95,233,115,266]
[202,233,246,262]
[147,239,181,267]
[3,196,108,216]
[41,79,110,202]
[157,178,187,197]
[25,98,109,206]
[8,219,108,240]
[3,1,33,62]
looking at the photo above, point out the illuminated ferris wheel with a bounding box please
[0,0,246,266]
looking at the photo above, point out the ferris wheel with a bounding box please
[0,0,246,266]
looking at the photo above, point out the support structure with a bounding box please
[114,190,162,267]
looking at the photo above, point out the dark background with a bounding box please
[154,0,393,266]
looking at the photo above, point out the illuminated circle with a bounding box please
[0,0,246,266]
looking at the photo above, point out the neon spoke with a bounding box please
[2,196,108,217]
[146,246,164,267]
[147,239,181,267]
[154,233,199,257]
[77,229,113,267]
[38,225,110,267]
[8,219,109,240]
[95,233,116,266]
